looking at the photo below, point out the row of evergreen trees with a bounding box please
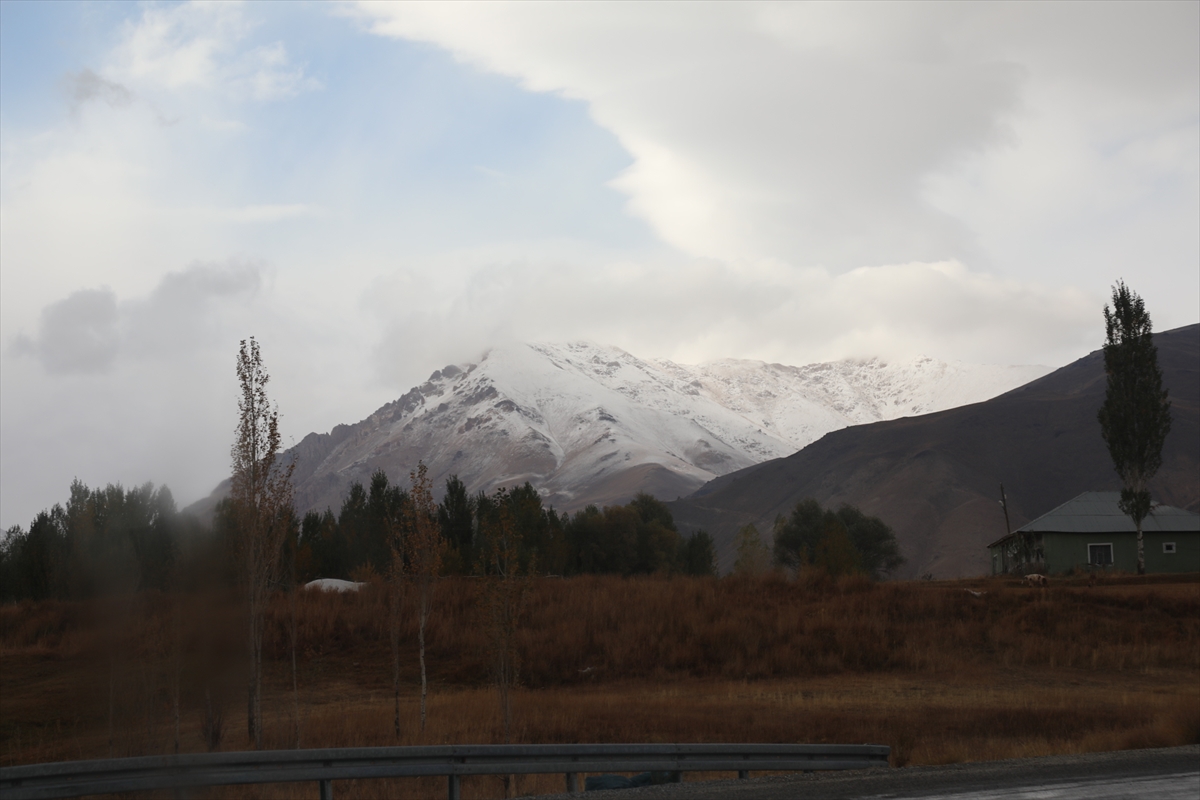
[0,480,200,601]
[0,474,717,602]
[0,474,906,602]
[287,471,716,582]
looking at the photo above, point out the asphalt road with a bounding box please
[537,745,1199,799]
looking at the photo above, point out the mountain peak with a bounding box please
[276,342,1052,517]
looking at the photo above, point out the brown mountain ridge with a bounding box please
[666,324,1199,579]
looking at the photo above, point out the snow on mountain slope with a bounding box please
[655,355,1054,452]
[285,342,1051,515]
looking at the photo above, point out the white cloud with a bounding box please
[350,2,1020,267]
[367,256,1098,382]
[109,1,315,101]
[0,3,324,342]
[353,0,1199,317]
[112,1,238,90]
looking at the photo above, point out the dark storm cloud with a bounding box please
[12,261,263,374]
[12,289,121,375]
[62,69,133,112]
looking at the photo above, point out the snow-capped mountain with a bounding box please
[284,342,1051,515]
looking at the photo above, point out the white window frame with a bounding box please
[1163,542,1176,554]
[1088,542,1114,566]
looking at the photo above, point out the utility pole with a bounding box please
[999,483,1015,574]
[999,484,1011,537]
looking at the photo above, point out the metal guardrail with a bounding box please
[0,742,890,799]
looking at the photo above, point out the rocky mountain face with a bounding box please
[275,342,1050,517]
[667,325,1199,580]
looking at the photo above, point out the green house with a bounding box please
[988,491,1200,576]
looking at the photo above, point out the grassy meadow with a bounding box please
[2,572,1198,798]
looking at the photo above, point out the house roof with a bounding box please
[989,491,1200,547]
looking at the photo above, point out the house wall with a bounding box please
[988,531,1044,576]
[1043,532,1134,574]
[1042,531,1199,574]
[988,544,1006,575]
[1145,531,1200,573]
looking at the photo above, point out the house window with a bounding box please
[1163,542,1176,554]
[1088,543,1113,566]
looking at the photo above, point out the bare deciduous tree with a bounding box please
[388,501,407,740]
[407,462,443,734]
[287,530,301,749]
[231,337,295,749]
[479,489,530,746]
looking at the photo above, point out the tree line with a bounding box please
[0,470,912,604]
[0,475,717,603]
[0,480,199,602]
[729,499,905,579]
[260,471,718,584]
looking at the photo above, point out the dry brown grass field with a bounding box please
[2,573,1198,798]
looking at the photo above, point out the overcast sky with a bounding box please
[2,1,1197,529]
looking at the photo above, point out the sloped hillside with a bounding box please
[668,325,1199,579]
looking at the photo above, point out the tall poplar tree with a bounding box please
[407,462,443,734]
[1097,281,1172,575]
[387,494,406,740]
[479,488,530,746]
[231,337,295,747]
